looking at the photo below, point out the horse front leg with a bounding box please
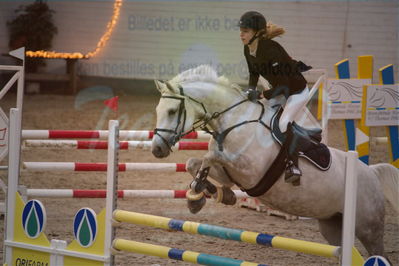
[185,157,212,214]
[186,157,237,214]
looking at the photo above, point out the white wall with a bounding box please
[0,0,397,83]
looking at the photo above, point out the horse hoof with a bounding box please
[215,187,237,205]
[186,190,206,214]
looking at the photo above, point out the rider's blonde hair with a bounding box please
[259,22,285,39]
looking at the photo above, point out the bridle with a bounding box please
[153,81,271,152]
[153,82,208,151]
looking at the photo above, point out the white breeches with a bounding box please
[279,87,310,133]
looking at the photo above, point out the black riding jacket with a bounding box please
[244,39,308,99]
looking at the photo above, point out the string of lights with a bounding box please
[25,0,123,59]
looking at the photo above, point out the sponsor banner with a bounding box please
[326,79,371,119]
[364,84,399,127]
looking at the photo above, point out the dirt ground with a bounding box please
[0,93,398,266]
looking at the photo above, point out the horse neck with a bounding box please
[184,82,243,126]
[207,96,275,134]
[183,82,275,133]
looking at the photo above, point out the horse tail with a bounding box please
[371,163,399,214]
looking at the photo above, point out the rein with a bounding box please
[154,83,271,152]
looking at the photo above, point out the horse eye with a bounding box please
[168,109,177,116]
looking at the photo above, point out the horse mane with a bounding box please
[170,65,243,94]
[166,64,275,114]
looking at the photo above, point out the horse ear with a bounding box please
[165,81,175,93]
[154,80,175,94]
[154,80,163,93]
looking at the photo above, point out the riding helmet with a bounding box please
[238,11,266,31]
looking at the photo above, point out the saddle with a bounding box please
[271,107,331,170]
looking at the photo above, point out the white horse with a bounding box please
[151,65,398,258]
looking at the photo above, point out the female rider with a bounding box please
[239,11,312,183]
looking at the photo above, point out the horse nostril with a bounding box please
[152,145,163,158]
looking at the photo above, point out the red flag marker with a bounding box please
[104,96,119,112]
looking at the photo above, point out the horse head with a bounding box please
[151,78,205,158]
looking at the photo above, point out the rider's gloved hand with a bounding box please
[246,89,260,103]
[263,89,273,100]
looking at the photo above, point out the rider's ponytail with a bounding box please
[264,22,285,39]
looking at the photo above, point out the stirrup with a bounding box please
[284,161,302,184]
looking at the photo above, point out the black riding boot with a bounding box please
[284,123,302,185]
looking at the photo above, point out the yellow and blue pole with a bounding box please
[356,55,373,164]
[335,59,356,151]
[113,238,267,266]
[113,210,364,263]
[334,56,373,164]
[379,64,399,168]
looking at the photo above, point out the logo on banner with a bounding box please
[364,255,391,266]
[363,84,399,127]
[326,79,371,119]
[22,200,47,239]
[73,208,98,247]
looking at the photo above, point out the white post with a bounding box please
[105,120,119,266]
[16,50,25,111]
[321,71,329,143]
[341,151,358,266]
[50,239,67,265]
[4,108,22,265]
